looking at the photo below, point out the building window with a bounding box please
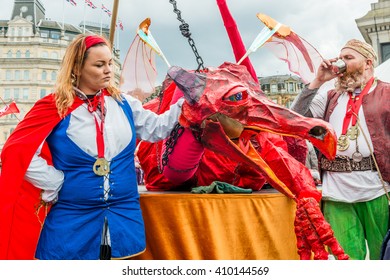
[40,89,47,98]
[41,51,48,58]
[51,32,61,40]
[17,27,22,36]
[42,70,47,80]
[381,43,390,62]
[41,32,49,42]
[14,88,20,100]
[288,82,294,92]
[23,88,29,100]
[271,84,277,93]
[24,70,30,80]
[5,70,11,80]
[7,50,12,58]
[261,84,270,92]
[4,88,11,99]
[15,70,20,80]
[51,52,58,59]
[3,132,8,142]
[16,50,21,58]
[25,50,30,58]
[51,71,57,81]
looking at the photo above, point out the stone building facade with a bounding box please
[0,0,121,152]
[259,74,304,108]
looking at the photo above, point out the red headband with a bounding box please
[85,35,106,50]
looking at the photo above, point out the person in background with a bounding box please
[291,39,389,260]
[0,34,183,260]
[305,140,321,185]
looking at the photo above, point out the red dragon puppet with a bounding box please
[134,0,349,260]
[138,62,348,260]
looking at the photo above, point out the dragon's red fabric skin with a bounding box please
[137,62,348,260]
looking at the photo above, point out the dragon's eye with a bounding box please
[228,92,243,101]
[223,87,248,102]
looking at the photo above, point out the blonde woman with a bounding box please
[0,34,183,260]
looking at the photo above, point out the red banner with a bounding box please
[0,101,20,118]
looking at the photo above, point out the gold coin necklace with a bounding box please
[338,77,374,151]
[88,92,110,176]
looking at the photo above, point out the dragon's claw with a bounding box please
[295,197,349,260]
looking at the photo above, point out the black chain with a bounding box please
[157,0,206,173]
[168,0,205,72]
[159,123,185,172]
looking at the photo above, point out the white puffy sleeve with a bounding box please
[124,94,184,142]
[24,142,64,203]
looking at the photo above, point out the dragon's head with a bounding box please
[168,62,336,198]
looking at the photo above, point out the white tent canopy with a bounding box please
[376,59,390,82]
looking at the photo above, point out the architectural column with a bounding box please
[356,0,390,64]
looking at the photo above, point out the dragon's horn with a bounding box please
[167,66,206,105]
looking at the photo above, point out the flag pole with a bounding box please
[116,19,120,51]
[62,0,65,29]
[100,0,103,35]
[83,0,86,34]
[109,0,119,47]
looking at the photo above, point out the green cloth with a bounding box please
[323,194,389,260]
[191,181,252,194]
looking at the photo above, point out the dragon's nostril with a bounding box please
[309,126,327,140]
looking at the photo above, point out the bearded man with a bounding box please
[291,39,389,260]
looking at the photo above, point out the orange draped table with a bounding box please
[134,186,299,260]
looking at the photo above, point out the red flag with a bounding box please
[66,0,77,6]
[0,101,20,118]
[119,20,124,31]
[101,4,112,17]
[85,0,97,9]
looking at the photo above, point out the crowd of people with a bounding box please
[0,32,388,260]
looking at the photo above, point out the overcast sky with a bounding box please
[1,0,375,81]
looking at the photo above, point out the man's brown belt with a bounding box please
[320,155,377,172]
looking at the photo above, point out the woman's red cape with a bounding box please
[0,94,82,259]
